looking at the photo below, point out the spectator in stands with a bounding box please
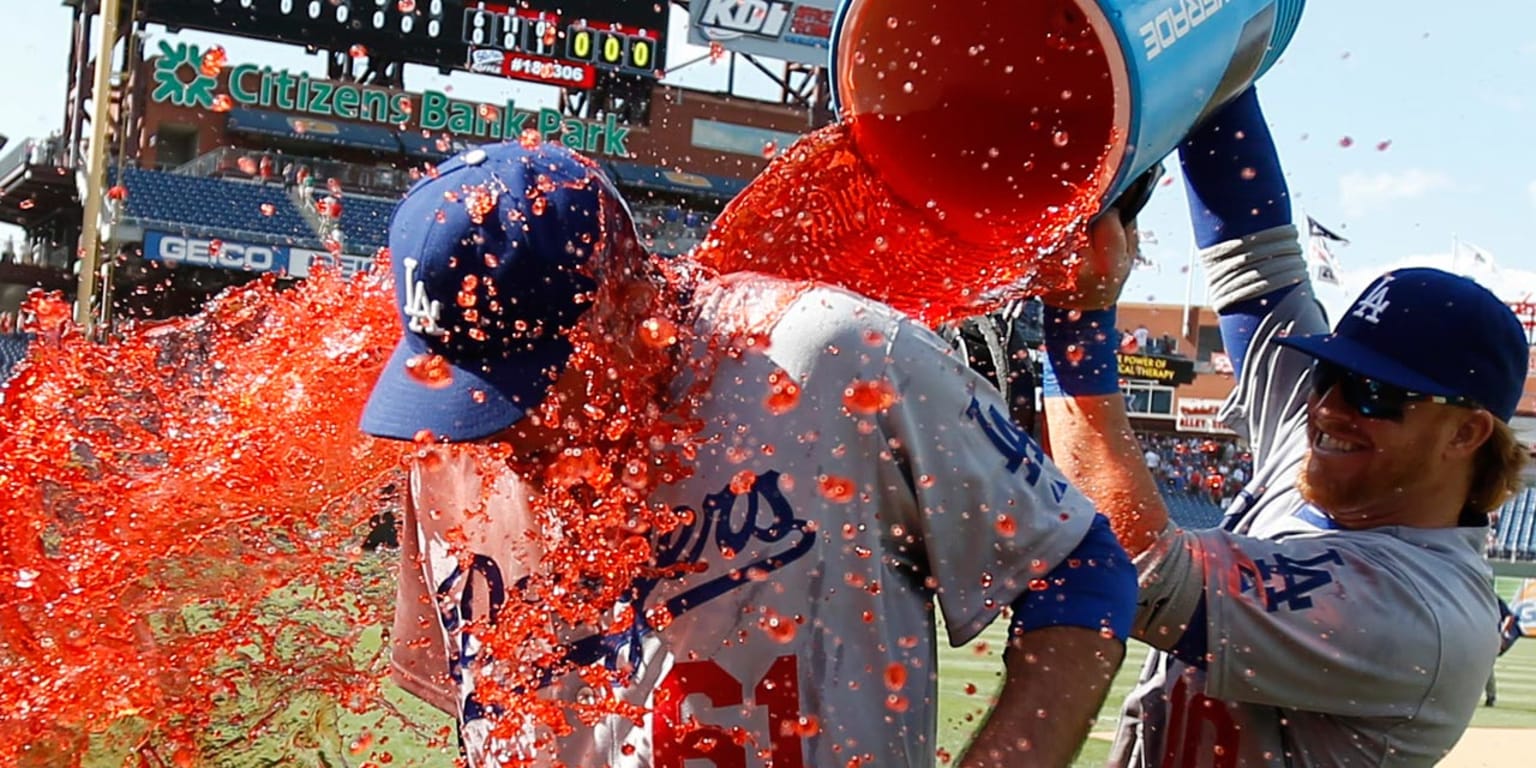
[258,153,274,185]
[1040,88,1529,765]
[1204,470,1224,506]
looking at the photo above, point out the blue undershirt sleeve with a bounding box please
[1216,286,1300,377]
[1180,88,1291,249]
[1009,514,1137,642]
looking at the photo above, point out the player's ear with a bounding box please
[1444,407,1496,460]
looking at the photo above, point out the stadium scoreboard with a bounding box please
[140,1,667,89]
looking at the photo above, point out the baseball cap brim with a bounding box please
[359,329,573,443]
[1274,332,1461,400]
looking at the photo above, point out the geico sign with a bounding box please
[698,0,791,38]
[156,236,277,271]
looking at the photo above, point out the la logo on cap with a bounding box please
[402,257,447,337]
[1351,275,1393,325]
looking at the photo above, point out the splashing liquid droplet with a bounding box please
[639,316,678,348]
[760,611,798,643]
[729,469,757,495]
[764,369,802,415]
[995,514,1017,536]
[405,353,454,389]
[818,475,857,503]
[199,46,227,77]
[842,378,899,414]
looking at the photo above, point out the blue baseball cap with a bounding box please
[360,141,636,442]
[1276,268,1529,422]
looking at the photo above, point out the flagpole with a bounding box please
[1181,242,1196,350]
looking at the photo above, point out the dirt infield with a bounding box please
[1440,728,1536,767]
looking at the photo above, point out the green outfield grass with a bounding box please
[325,577,1536,767]
[934,575,1536,766]
[74,571,1536,766]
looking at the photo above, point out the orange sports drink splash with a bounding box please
[697,0,1305,325]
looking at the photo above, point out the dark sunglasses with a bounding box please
[1311,361,1478,421]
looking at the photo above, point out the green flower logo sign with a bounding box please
[150,41,217,109]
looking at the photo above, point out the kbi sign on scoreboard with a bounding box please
[688,0,836,67]
[138,1,666,89]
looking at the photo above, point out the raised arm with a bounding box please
[1180,88,1330,463]
[1180,87,1302,375]
[1036,214,1167,558]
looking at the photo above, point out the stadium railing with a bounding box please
[0,136,67,185]
[175,148,413,199]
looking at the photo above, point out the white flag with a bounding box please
[1309,238,1341,286]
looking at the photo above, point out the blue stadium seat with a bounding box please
[1492,487,1536,561]
[1161,491,1225,530]
[119,168,318,247]
[0,333,29,385]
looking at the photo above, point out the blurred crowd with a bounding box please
[632,203,716,256]
[1137,431,1253,507]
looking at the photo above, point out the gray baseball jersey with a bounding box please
[402,274,1102,767]
[1110,258,1501,767]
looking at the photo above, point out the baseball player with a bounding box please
[1485,597,1522,706]
[361,140,1138,767]
[1037,88,1530,766]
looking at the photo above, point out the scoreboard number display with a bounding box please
[139,0,667,89]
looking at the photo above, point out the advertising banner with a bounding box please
[1512,578,1536,638]
[143,231,290,274]
[288,248,376,280]
[1118,352,1197,385]
[688,0,838,67]
[1176,398,1235,435]
[150,40,633,157]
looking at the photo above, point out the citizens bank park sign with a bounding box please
[149,41,632,156]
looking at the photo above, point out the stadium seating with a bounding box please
[0,332,28,387]
[1492,488,1536,561]
[118,168,318,247]
[1161,491,1226,530]
[1156,485,1536,559]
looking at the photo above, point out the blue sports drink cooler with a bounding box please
[829,0,1307,225]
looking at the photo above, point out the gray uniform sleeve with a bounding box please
[1134,526,1479,718]
[1206,239,1330,467]
[881,318,1099,647]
